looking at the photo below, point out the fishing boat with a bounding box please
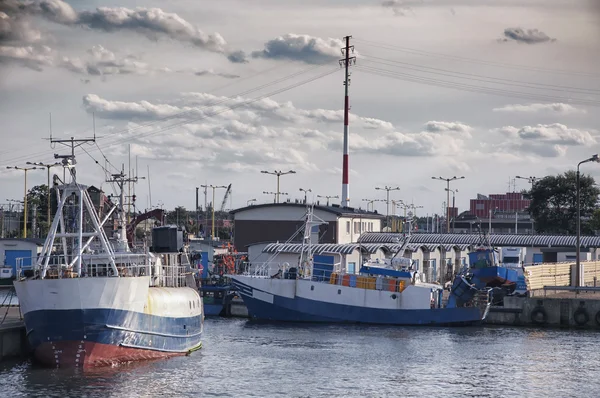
[449,233,520,306]
[13,156,203,368]
[0,266,14,286]
[229,205,491,325]
[193,246,244,316]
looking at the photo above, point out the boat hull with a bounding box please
[232,277,483,326]
[14,277,203,368]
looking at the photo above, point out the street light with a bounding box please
[299,188,312,204]
[318,195,339,206]
[576,154,600,287]
[432,176,465,233]
[26,161,61,234]
[516,175,538,234]
[247,199,257,206]
[445,188,458,233]
[200,184,227,241]
[6,166,42,238]
[260,170,296,203]
[362,199,375,212]
[375,186,400,229]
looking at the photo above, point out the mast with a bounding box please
[340,35,356,208]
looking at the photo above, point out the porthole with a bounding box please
[311,285,315,291]
[338,289,341,295]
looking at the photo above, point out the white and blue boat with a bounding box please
[13,158,203,368]
[230,205,491,325]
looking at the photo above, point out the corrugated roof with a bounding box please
[262,241,474,255]
[357,232,600,247]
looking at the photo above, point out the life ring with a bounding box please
[530,307,547,325]
[574,308,590,326]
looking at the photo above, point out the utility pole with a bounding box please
[6,166,42,238]
[340,35,356,208]
[26,161,61,235]
[201,184,227,241]
[432,176,465,233]
[195,187,200,236]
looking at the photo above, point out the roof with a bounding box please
[357,232,600,248]
[230,202,384,219]
[261,242,471,255]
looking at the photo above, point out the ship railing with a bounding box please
[327,272,407,292]
[247,262,287,277]
[152,265,191,288]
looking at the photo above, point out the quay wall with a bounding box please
[485,295,600,329]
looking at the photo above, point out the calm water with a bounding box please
[1,318,600,397]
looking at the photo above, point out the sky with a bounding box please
[0,0,599,217]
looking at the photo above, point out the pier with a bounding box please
[0,306,28,361]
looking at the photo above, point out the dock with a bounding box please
[0,306,28,361]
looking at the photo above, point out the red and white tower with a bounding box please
[340,35,355,208]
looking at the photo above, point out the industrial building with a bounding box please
[230,202,385,251]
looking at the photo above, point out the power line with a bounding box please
[354,65,600,107]
[353,37,600,78]
[360,54,600,95]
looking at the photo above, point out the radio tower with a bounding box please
[340,35,356,208]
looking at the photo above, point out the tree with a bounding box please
[166,206,188,227]
[529,171,600,234]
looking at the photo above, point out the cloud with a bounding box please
[1,1,230,53]
[0,11,42,44]
[226,50,248,64]
[496,123,596,146]
[381,0,422,16]
[492,103,586,114]
[83,92,394,133]
[0,44,53,70]
[492,123,596,158]
[424,121,472,138]
[60,45,155,76]
[500,27,556,44]
[191,69,239,79]
[251,34,343,64]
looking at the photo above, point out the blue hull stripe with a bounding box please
[232,279,482,326]
[24,309,202,353]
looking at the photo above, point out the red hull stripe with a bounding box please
[35,341,190,368]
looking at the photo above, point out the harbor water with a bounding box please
[1,318,600,397]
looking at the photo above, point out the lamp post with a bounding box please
[299,188,312,204]
[432,176,465,233]
[26,161,61,235]
[576,154,600,287]
[516,175,538,234]
[261,170,296,203]
[247,199,257,206]
[375,186,400,230]
[362,199,375,212]
[7,166,41,238]
[201,184,227,241]
[445,188,458,233]
[318,195,339,206]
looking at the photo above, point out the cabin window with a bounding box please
[347,262,356,274]
[189,301,192,309]
[346,221,350,235]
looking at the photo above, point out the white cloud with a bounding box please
[0,44,53,71]
[492,103,586,114]
[496,123,596,146]
[0,11,42,44]
[424,121,473,138]
[500,27,556,44]
[251,34,345,64]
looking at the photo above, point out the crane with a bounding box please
[219,184,232,212]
